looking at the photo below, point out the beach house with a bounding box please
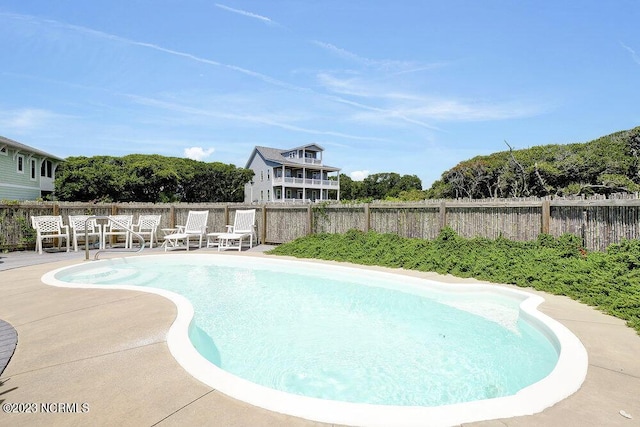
[244,144,341,203]
[0,136,64,201]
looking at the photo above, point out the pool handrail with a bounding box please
[84,215,145,261]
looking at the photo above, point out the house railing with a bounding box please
[286,157,322,165]
[273,177,339,187]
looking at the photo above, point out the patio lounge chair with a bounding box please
[32,215,70,254]
[215,209,256,251]
[132,214,161,248]
[68,215,102,251]
[102,215,133,249]
[164,210,209,251]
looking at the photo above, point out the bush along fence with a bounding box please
[2,194,640,251]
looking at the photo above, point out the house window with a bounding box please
[261,171,264,182]
[41,160,53,178]
[267,169,270,180]
[30,159,37,181]
[267,190,270,201]
[275,188,282,199]
[260,190,264,201]
[16,155,24,173]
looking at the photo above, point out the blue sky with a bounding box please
[1,1,638,187]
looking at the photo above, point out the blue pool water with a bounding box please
[55,255,558,407]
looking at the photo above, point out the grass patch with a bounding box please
[268,227,640,334]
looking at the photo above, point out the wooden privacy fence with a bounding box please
[2,196,640,251]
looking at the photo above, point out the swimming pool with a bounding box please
[43,254,588,427]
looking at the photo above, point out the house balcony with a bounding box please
[287,157,322,165]
[273,177,339,188]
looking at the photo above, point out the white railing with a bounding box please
[286,157,322,165]
[273,177,339,187]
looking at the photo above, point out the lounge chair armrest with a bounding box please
[225,225,234,232]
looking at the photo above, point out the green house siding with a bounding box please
[0,153,41,201]
[0,137,63,201]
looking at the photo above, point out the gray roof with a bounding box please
[0,136,64,161]
[251,145,340,171]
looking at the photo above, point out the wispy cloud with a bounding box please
[215,4,275,25]
[0,13,296,91]
[0,13,450,133]
[621,42,640,66]
[349,98,539,123]
[313,41,377,66]
[0,108,71,132]
[318,73,541,123]
[127,94,390,142]
[312,40,445,73]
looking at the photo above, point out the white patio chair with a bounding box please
[132,214,161,248]
[216,209,257,252]
[102,215,133,249]
[32,215,70,254]
[164,210,209,251]
[68,215,102,251]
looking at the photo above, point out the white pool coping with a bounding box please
[41,254,588,427]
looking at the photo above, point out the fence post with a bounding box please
[439,201,447,231]
[307,205,313,235]
[541,200,550,234]
[581,208,588,248]
[261,206,267,244]
[364,203,370,232]
[169,205,176,228]
[224,205,229,226]
[111,204,118,215]
[52,203,59,216]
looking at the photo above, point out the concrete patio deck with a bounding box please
[0,247,638,426]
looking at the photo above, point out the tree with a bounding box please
[55,154,253,202]
[338,174,364,200]
[361,172,422,200]
[426,126,640,199]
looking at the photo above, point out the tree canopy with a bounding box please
[426,127,640,199]
[339,172,424,201]
[55,154,254,202]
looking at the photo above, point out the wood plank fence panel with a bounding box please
[446,206,541,241]
[265,206,308,243]
[315,206,367,234]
